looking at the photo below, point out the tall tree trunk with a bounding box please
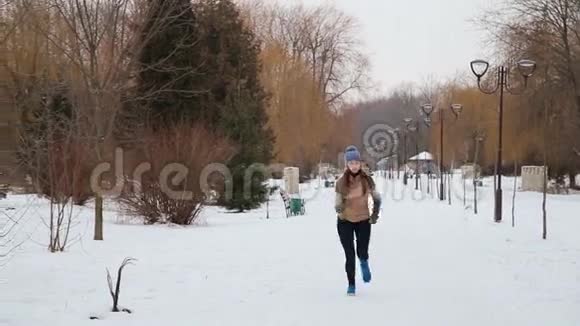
[448,156,454,206]
[463,167,466,207]
[94,91,104,240]
[436,171,440,200]
[512,159,517,228]
[542,167,547,240]
[94,195,104,240]
[473,137,482,215]
[542,101,549,240]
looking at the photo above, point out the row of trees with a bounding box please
[352,72,578,185]
[426,0,580,185]
[242,1,367,174]
[350,0,580,186]
[483,0,580,186]
[0,0,367,249]
[1,0,272,246]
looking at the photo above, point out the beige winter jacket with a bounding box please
[335,173,381,223]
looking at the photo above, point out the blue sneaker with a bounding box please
[347,284,356,296]
[360,260,372,283]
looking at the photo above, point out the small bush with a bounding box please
[119,124,234,225]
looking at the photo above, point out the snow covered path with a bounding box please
[1,177,579,325]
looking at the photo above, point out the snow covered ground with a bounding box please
[1,175,579,326]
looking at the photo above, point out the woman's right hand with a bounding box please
[369,213,379,224]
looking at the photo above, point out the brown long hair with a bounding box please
[337,169,375,196]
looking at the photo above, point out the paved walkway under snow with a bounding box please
[2,177,579,325]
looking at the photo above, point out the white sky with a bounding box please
[294,0,500,94]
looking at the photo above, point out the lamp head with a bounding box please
[421,103,434,116]
[517,59,537,78]
[470,59,489,79]
[451,104,463,115]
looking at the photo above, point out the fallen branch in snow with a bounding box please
[107,257,137,313]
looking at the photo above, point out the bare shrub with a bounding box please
[119,124,235,225]
[15,87,91,251]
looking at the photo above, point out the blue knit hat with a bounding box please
[344,145,361,162]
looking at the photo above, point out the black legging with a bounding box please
[337,218,371,286]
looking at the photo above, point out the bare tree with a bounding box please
[0,0,24,46]
[7,0,130,240]
[15,84,87,252]
[20,0,206,239]
[39,0,140,240]
[418,75,445,106]
[481,0,580,188]
[246,2,370,107]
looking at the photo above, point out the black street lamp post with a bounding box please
[405,118,420,190]
[470,59,536,222]
[421,104,463,201]
[393,128,402,180]
[473,133,485,215]
[422,117,432,194]
[402,122,410,185]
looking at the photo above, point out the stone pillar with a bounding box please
[283,167,300,195]
[521,166,548,192]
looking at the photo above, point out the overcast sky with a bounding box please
[297,0,500,94]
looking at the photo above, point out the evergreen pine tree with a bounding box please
[136,0,204,127]
[194,0,274,211]
[134,0,274,211]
